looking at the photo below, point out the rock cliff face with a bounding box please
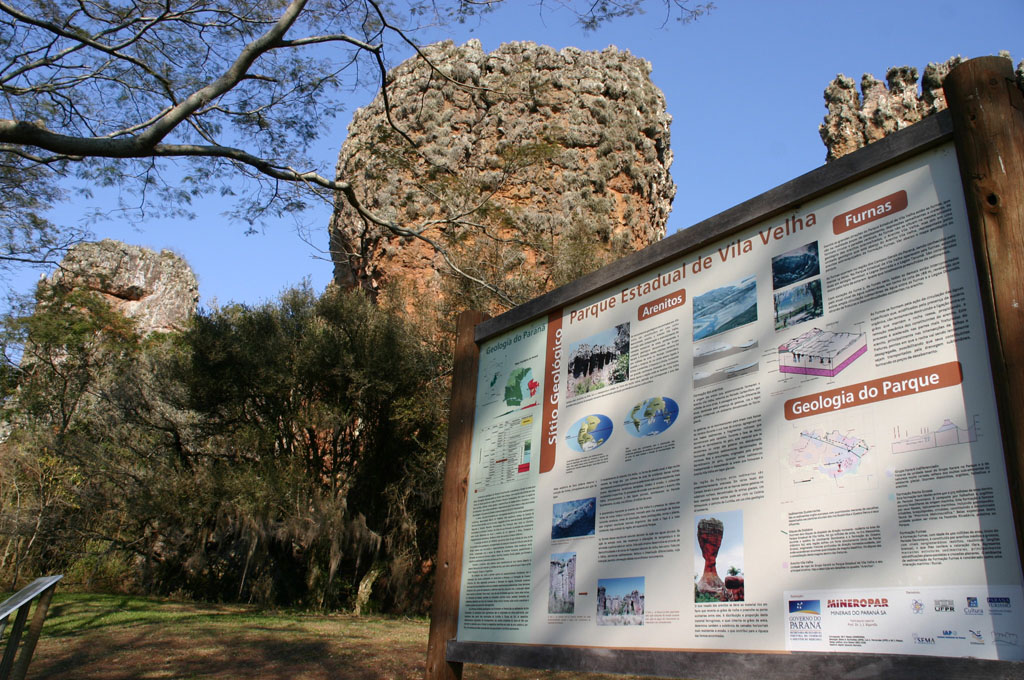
[46,240,198,334]
[820,55,1024,161]
[330,39,675,310]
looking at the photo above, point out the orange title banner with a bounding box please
[540,310,563,473]
[784,361,962,420]
[833,189,908,235]
[638,288,686,322]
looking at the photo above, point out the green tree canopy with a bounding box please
[1,282,449,611]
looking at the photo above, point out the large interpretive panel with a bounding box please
[456,143,1024,660]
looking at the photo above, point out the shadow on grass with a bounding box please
[29,595,648,680]
[34,625,425,680]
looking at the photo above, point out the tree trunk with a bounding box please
[353,561,384,616]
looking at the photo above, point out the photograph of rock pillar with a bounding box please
[696,517,724,595]
[549,552,576,614]
[596,576,645,626]
[567,323,630,396]
[329,40,676,314]
[694,511,745,602]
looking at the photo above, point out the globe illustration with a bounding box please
[566,414,614,453]
[623,397,679,437]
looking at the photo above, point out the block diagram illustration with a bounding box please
[778,328,866,378]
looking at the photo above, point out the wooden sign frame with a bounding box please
[426,57,1024,680]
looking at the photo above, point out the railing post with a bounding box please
[10,583,58,680]
[0,575,63,680]
[0,607,29,680]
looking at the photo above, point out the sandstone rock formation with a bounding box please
[549,553,576,613]
[567,322,629,394]
[820,55,1024,161]
[569,323,630,379]
[597,586,644,618]
[45,240,198,335]
[330,39,676,310]
[696,517,724,595]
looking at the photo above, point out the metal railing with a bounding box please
[0,575,62,680]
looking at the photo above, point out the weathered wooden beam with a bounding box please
[944,55,1024,572]
[425,310,488,680]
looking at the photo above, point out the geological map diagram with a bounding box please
[504,366,540,408]
[481,355,511,406]
[778,328,866,378]
[785,427,875,495]
[480,354,540,413]
[891,415,979,454]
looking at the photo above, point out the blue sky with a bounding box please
[13,0,1024,308]
[570,325,623,354]
[598,575,645,598]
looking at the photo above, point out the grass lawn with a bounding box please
[19,593,648,679]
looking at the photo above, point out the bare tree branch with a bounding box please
[0,0,710,293]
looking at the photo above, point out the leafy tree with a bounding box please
[176,286,448,610]
[1,281,448,611]
[0,282,140,586]
[0,0,711,275]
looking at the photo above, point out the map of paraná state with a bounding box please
[505,367,539,407]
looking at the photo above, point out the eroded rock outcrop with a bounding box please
[820,55,1024,161]
[330,39,675,310]
[696,517,724,595]
[45,240,198,334]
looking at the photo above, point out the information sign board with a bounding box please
[456,142,1024,660]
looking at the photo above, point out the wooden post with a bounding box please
[944,56,1024,567]
[425,310,488,680]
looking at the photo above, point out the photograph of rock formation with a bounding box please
[551,497,597,540]
[771,241,820,291]
[692,275,758,341]
[330,40,675,315]
[773,279,823,331]
[694,511,745,602]
[549,552,577,614]
[596,576,645,626]
[567,323,630,396]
